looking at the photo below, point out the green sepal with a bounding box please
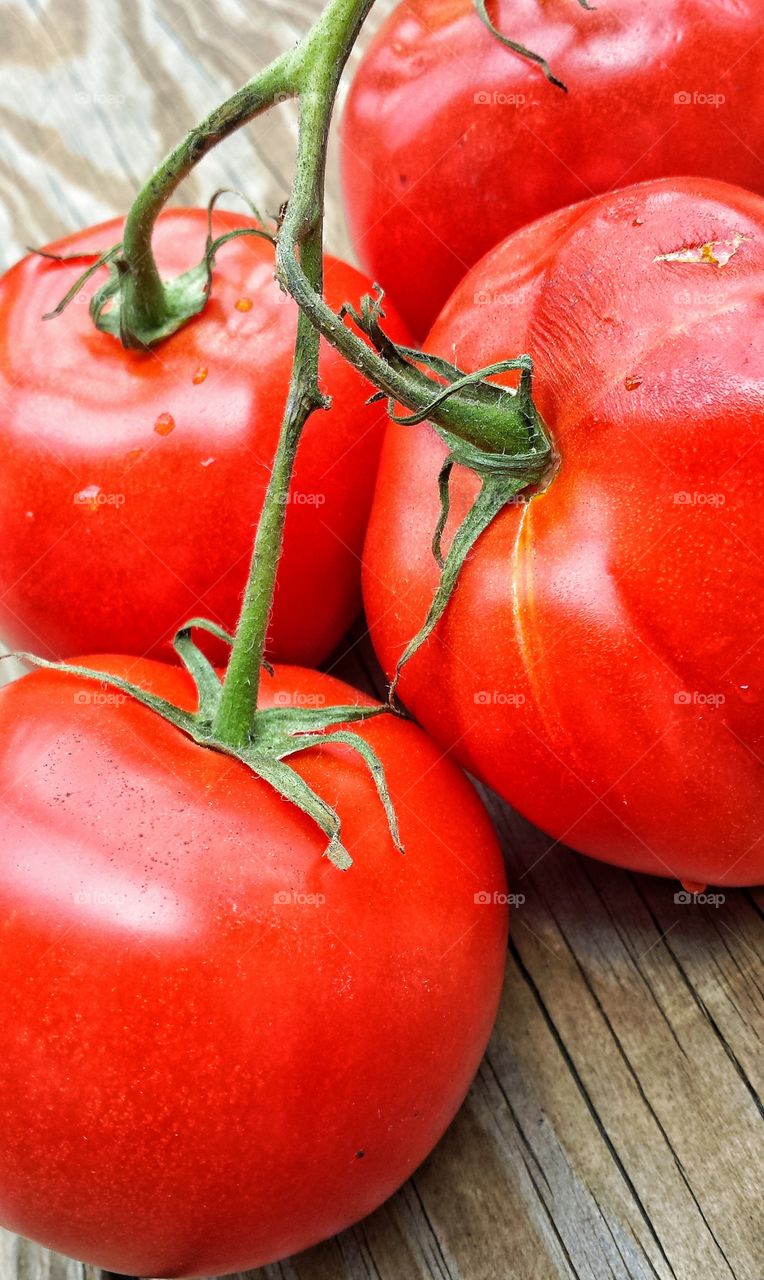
[40,187,277,349]
[41,245,124,320]
[90,257,213,346]
[10,618,404,872]
[389,431,555,699]
[388,471,526,702]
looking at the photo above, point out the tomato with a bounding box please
[363,177,764,888]
[342,0,764,336]
[0,656,506,1275]
[0,210,409,666]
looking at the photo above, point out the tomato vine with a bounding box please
[28,0,592,861]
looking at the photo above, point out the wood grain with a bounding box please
[1,4,762,1280]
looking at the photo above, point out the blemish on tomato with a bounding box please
[125,448,143,462]
[654,232,746,268]
[154,412,176,436]
[235,297,253,312]
[192,365,208,384]
[624,375,643,391]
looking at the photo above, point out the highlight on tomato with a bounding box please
[0,208,409,668]
[341,0,764,335]
[0,657,507,1277]
[363,176,764,889]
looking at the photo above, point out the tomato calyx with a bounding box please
[335,288,557,703]
[474,0,595,93]
[387,356,556,702]
[10,620,403,871]
[338,286,549,456]
[42,190,276,349]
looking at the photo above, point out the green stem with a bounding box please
[119,53,295,342]
[82,0,550,744]
[275,249,529,453]
[210,0,375,746]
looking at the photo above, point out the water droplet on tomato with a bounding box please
[680,879,707,895]
[192,365,208,384]
[154,412,175,436]
[632,217,644,227]
[25,511,34,521]
[235,297,253,312]
[125,448,143,462]
[201,457,215,467]
[737,684,759,704]
[624,375,643,391]
[74,483,102,513]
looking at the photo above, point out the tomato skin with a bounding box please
[363,177,764,888]
[0,658,506,1276]
[0,211,409,666]
[342,0,764,336]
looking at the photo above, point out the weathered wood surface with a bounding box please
[1,3,762,1279]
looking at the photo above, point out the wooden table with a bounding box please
[2,3,762,1278]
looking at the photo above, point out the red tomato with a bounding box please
[0,657,506,1275]
[0,210,409,666]
[364,177,764,888]
[342,0,764,336]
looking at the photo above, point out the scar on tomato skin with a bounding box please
[654,232,747,268]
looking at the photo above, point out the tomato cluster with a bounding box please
[0,0,762,1273]
[342,0,764,335]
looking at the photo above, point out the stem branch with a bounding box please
[210,0,376,744]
